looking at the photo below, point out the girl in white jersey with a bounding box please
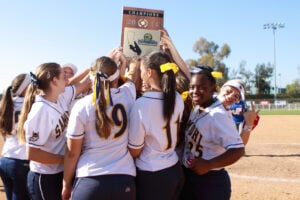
[17,62,90,200]
[128,51,184,200]
[0,73,31,200]
[180,66,245,200]
[62,56,136,200]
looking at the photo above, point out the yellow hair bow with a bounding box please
[92,74,100,105]
[181,91,189,101]
[211,71,223,79]
[160,63,179,74]
[92,71,113,106]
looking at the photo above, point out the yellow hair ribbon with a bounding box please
[104,82,110,106]
[211,71,223,79]
[160,63,179,74]
[181,91,189,101]
[92,76,99,105]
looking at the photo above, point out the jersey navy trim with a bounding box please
[141,96,163,100]
[68,132,85,138]
[128,142,144,148]
[28,142,44,147]
[70,86,75,104]
[113,88,121,94]
[35,100,63,115]
[225,143,244,149]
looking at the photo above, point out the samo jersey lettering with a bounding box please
[182,99,244,169]
[24,86,76,174]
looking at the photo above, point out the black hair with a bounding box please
[143,51,177,121]
[190,65,216,85]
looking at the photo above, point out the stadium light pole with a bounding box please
[263,22,285,103]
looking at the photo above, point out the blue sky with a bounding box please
[0,1,299,92]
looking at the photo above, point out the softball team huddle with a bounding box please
[0,44,259,200]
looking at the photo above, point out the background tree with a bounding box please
[286,79,300,96]
[228,67,239,80]
[185,59,198,68]
[228,60,255,94]
[188,37,231,81]
[254,63,273,94]
[238,60,254,94]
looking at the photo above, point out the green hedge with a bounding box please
[259,110,300,115]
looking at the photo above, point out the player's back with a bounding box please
[129,91,184,171]
[68,81,136,177]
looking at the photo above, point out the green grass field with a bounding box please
[259,109,300,115]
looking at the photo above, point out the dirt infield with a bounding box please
[228,115,300,200]
[0,115,299,200]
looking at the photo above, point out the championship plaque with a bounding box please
[121,6,164,57]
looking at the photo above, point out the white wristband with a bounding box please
[243,124,253,132]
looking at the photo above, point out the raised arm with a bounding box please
[240,101,260,145]
[161,28,191,80]
[68,68,90,86]
[107,46,129,76]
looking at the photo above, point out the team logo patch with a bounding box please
[29,131,39,142]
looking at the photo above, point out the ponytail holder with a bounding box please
[98,72,113,106]
[92,72,106,105]
[92,73,99,105]
[160,63,179,74]
[211,71,223,79]
[181,91,189,101]
[7,86,12,92]
[92,71,114,106]
[29,72,39,87]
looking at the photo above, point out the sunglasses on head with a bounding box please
[189,65,212,74]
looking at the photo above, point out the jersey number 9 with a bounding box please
[111,103,127,138]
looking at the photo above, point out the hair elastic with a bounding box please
[29,72,39,87]
[92,70,119,105]
[160,63,179,74]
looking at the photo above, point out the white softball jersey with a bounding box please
[1,97,27,160]
[182,99,244,169]
[24,86,76,174]
[66,81,136,177]
[128,91,184,172]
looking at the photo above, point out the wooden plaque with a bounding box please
[121,6,164,57]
